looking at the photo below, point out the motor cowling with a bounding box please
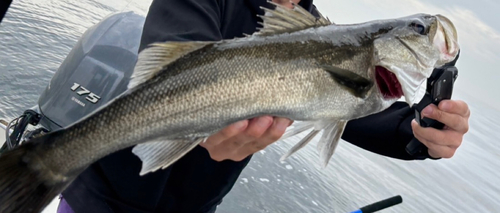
[37,12,145,130]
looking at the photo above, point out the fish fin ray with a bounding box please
[280,129,320,161]
[132,138,204,176]
[280,121,315,140]
[255,1,332,36]
[128,42,211,89]
[279,120,333,161]
[319,64,373,98]
[316,122,337,153]
[318,120,347,167]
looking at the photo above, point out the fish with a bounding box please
[0,2,459,212]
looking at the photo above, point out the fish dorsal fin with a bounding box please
[128,42,211,89]
[254,1,332,36]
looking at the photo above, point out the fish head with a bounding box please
[373,14,459,105]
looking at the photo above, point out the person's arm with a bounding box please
[342,99,470,160]
[341,102,420,160]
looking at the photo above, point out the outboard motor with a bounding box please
[1,12,146,152]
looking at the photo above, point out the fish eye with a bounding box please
[410,22,427,35]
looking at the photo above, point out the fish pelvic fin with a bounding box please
[317,120,347,168]
[132,138,204,176]
[319,64,373,99]
[128,41,211,89]
[0,135,74,213]
[279,120,346,167]
[280,129,320,161]
[280,121,315,140]
[254,1,332,36]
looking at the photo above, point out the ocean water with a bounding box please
[0,0,499,212]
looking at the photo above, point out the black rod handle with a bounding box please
[350,195,403,213]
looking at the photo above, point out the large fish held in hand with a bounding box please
[0,3,459,212]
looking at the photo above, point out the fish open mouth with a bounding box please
[375,66,404,99]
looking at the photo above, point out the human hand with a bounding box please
[411,100,470,158]
[200,116,293,162]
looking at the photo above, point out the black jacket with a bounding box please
[62,0,431,212]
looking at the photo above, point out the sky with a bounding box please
[313,0,500,111]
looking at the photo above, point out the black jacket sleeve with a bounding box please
[0,0,12,24]
[342,101,434,160]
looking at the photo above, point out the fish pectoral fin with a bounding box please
[131,138,204,176]
[128,41,212,89]
[320,64,373,98]
[254,1,332,36]
[317,120,347,168]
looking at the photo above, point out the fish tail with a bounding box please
[0,134,72,213]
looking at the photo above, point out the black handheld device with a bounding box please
[405,52,460,157]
